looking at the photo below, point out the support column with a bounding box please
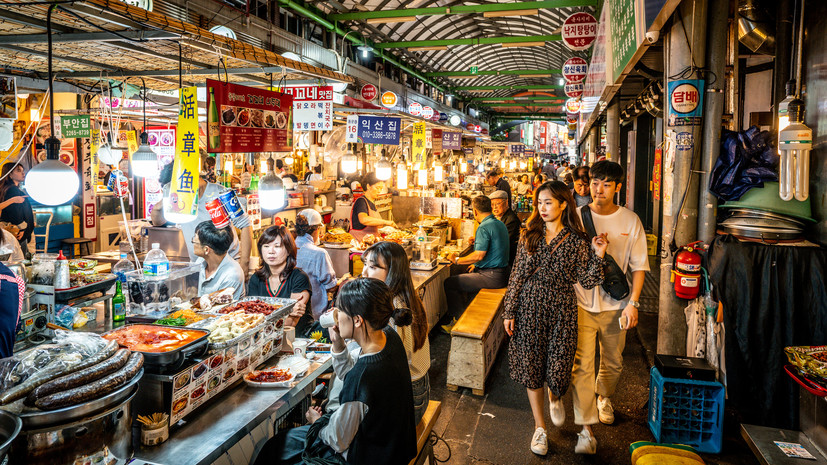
[658,0,708,356]
[698,0,728,243]
[606,98,620,161]
[588,126,599,164]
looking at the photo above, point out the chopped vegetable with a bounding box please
[153,317,188,327]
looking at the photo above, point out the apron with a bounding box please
[350,196,381,241]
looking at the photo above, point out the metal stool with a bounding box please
[61,238,93,258]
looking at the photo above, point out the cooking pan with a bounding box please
[0,409,21,461]
[102,324,210,373]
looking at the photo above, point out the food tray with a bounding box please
[190,316,269,352]
[322,242,351,249]
[54,274,117,302]
[15,368,143,429]
[0,409,21,460]
[101,325,210,372]
[214,297,296,324]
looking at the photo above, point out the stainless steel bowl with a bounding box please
[0,409,22,461]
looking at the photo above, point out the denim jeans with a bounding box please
[443,267,509,319]
[412,373,430,425]
[252,425,339,465]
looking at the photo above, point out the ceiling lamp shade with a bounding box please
[132,134,159,178]
[434,165,443,182]
[259,172,286,210]
[376,151,392,180]
[342,144,358,173]
[97,135,121,165]
[26,137,79,206]
[396,164,407,190]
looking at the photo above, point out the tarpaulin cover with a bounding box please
[709,126,779,201]
[708,235,827,429]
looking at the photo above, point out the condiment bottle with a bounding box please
[54,250,70,290]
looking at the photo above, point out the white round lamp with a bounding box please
[26,137,79,205]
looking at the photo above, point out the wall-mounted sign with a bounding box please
[170,86,200,219]
[360,84,378,101]
[381,91,398,108]
[564,82,584,98]
[481,128,489,136]
[563,57,588,83]
[442,131,461,150]
[667,79,704,126]
[408,101,422,116]
[562,12,597,51]
[474,125,481,133]
[470,66,479,75]
[565,98,582,114]
[206,79,293,153]
[466,123,474,131]
[60,115,91,138]
[345,116,401,145]
[282,86,333,131]
[439,112,448,122]
[421,106,434,119]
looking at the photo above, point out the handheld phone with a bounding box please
[619,315,628,330]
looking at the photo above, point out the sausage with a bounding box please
[0,340,119,405]
[35,352,144,411]
[26,349,130,405]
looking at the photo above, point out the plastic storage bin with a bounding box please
[648,366,724,453]
[124,261,202,316]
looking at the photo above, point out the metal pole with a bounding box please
[658,0,708,356]
[772,0,793,131]
[698,0,728,243]
[606,98,620,161]
[588,126,598,164]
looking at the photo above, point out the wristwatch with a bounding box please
[628,300,640,309]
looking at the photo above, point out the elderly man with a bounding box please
[485,169,512,208]
[441,195,510,333]
[488,190,520,269]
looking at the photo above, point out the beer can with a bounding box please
[218,189,244,219]
[206,197,230,228]
[107,169,121,192]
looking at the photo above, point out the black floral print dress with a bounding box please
[503,227,604,395]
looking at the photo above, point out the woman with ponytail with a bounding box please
[502,181,608,456]
[362,241,431,423]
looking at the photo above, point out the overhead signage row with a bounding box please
[346,115,402,145]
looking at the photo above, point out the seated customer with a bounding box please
[247,225,312,336]
[193,221,246,299]
[253,278,416,465]
[295,209,349,321]
[442,195,510,332]
[489,190,520,270]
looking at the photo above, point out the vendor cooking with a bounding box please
[350,172,396,241]
[192,221,246,300]
[151,155,253,275]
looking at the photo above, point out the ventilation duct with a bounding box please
[738,0,776,55]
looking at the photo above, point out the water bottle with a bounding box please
[143,243,170,279]
[113,253,135,284]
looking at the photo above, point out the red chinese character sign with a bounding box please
[565,82,584,98]
[360,84,377,101]
[562,57,588,83]
[562,12,597,51]
[206,79,293,153]
[667,79,705,126]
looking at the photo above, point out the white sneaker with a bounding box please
[597,396,615,425]
[530,427,548,455]
[549,398,565,427]
[575,431,597,454]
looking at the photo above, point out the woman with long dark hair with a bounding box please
[247,225,312,335]
[362,241,431,423]
[0,163,33,256]
[502,181,608,456]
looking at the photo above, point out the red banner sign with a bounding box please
[206,79,293,153]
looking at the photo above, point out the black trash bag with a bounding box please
[709,125,779,201]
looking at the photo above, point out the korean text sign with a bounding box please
[667,79,704,126]
[169,86,200,219]
[282,86,333,131]
[60,115,91,138]
[206,79,293,153]
[412,122,427,170]
[345,116,401,145]
[442,131,461,150]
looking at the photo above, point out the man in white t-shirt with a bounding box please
[570,160,649,454]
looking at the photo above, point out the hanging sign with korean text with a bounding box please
[431,128,443,152]
[206,79,293,153]
[345,116,401,145]
[565,98,582,114]
[381,91,398,108]
[667,79,704,126]
[421,106,434,119]
[360,84,377,101]
[282,86,333,131]
[442,131,461,150]
[564,82,584,98]
[562,12,597,51]
[412,122,427,169]
[408,101,422,116]
[562,57,588,83]
[170,86,200,220]
[60,115,91,138]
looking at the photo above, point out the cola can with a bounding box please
[206,197,230,228]
[218,189,244,219]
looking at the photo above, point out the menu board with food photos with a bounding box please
[206,79,293,153]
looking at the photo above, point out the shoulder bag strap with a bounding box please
[580,206,598,239]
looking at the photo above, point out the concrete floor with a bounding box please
[426,274,760,464]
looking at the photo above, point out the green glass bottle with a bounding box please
[113,280,126,322]
[208,88,221,151]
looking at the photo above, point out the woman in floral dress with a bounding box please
[503,180,608,456]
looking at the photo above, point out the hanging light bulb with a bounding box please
[477,163,484,172]
[376,149,392,181]
[500,159,506,168]
[284,154,294,165]
[132,80,159,178]
[224,157,233,172]
[460,161,467,173]
[417,169,428,186]
[260,157,269,173]
[341,143,358,173]
[357,158,363,170]
[259,167,286,210]
[519,160,527,170]
[434,164,443,182]
[397,163,408,190]
[510,160,517,170]
[30,108,40,122]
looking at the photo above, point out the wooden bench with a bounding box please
[446,288,507,396]
[409,400,442,465]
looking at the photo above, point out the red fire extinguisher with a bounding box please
[671,241,704,299]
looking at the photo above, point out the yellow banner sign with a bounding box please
[126,131,138,157]
[90,129,99,186]
[168,86,199,222]
[412,122,426,170]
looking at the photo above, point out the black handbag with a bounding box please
[580,207,630,301]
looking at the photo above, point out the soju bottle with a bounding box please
[208,88,220,150]
[113,280,126,322]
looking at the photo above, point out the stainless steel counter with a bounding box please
[132,356,332,465]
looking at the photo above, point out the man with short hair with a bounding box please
[570,160,649,455]
[486,169,512,208]
[441,195,510,332]
[557,160,572,182]
[542,160,557,180]
[488,190,520,269]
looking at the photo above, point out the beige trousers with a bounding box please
[571,307,627,425]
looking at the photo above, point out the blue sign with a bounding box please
[355,116,401,144]
[442,131,462,150]
[510,144,525,155]
[667,79,704,126]
[439,112,448,122]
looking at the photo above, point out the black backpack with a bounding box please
[580,207,631,301]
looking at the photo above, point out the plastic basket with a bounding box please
[648,366,724,453]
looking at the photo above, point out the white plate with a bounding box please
[243,369,295,388]
[276,354,312,377]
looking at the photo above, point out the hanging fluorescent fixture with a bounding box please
[132,80,159,178]
[357,45,373,58]
[396,163,408,189]
[417,169,427,186]
[376,150,392,180]
[408,46,449,51]
[341,143,358,173]
[778,99,812,201]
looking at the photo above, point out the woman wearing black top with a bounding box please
[247,225,312,335]
[0,163,33,256]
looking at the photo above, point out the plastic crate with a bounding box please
[648,366,724,453]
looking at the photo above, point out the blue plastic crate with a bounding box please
[648,366,724,453]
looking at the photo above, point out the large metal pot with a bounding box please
[0,409,21,462]
[7,388,137,465]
